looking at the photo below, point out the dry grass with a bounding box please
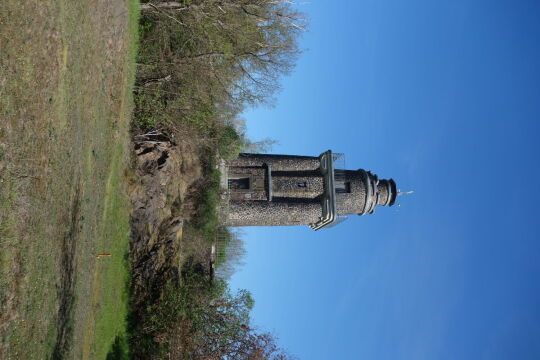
[0,0,139,358]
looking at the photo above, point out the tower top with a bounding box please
[310,150,397,229]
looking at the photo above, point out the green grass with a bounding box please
[0,0,139,358]
[89,2,140,359]
[85,160,131,358]
[192,161,222,240]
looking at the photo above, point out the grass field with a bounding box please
[0,0,139,358]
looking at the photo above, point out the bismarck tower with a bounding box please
[223,150,397,230]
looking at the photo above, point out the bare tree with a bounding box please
[137,0,306,130]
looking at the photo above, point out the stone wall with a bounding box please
[335,170,368,215]
[228,153,321,171]
[227,166,267,201]
[226,200,322,227]
[271,171,324,199]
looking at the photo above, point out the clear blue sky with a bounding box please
[229,1,540,359]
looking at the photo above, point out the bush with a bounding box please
[216,125,242,160]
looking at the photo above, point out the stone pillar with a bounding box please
[335,170,367,215]
[228,153,320,171]
[226,200,322,227]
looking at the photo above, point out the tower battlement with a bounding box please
[224,150,397,230]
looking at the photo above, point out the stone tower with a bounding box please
[223,150,397,230]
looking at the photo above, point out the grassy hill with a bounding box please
[0,0,139,358]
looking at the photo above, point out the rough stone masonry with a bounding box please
[224,151,397,230]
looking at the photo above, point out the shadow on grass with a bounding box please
[51,184,81,360]
[106,335,129,360]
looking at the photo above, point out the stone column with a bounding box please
[226,200,322,227]
[228,153,321,171]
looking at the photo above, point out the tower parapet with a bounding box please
[224,150,397,230]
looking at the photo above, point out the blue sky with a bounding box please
[229,1,540,359]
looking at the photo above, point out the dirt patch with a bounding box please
[129,135,203,305]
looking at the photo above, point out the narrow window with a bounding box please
[335,182,351,194]
[228,177,250,190]
[297,182,307,188]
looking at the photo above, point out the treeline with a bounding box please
[131,264,293,359]
[129,1,304,359]
[134,0,304,155]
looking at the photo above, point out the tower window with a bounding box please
[228,177,250,190]
[297,182,307,188]
[335,182,351,194]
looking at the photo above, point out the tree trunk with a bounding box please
[140,2,185,11]
[138,74,172,87]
